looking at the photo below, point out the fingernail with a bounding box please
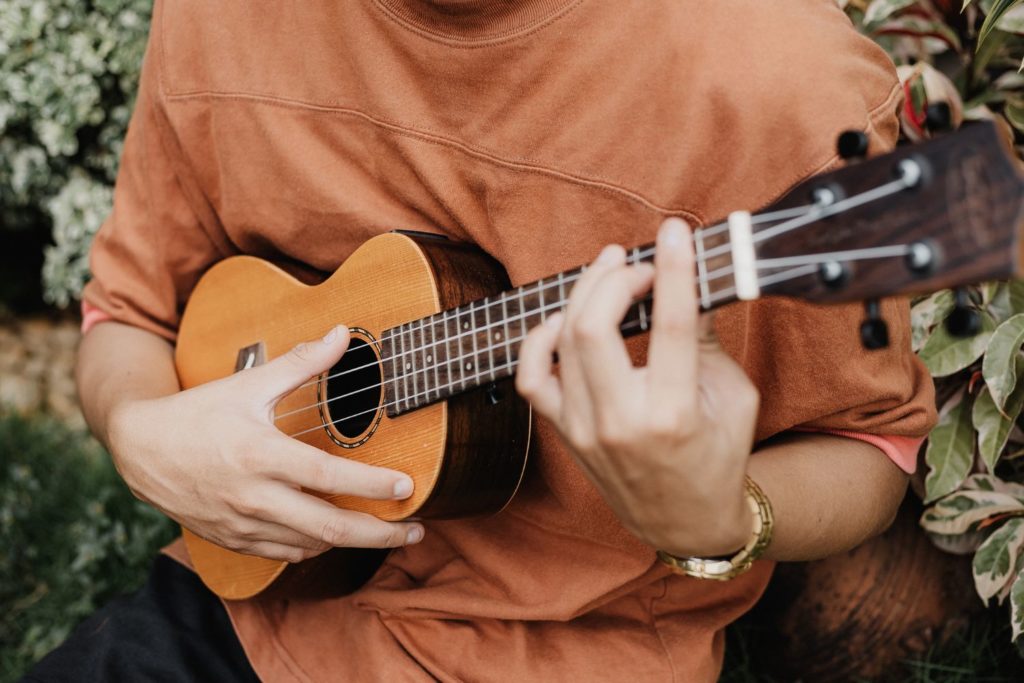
[393,477,414,499]
[660,218,686,247]
[322,326,339,344]
[406,526,424,544]
[545,312,564,328]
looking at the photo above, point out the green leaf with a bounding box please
[997,3,1024,33]
[912,290,955,351]
[925,394,978,502]
[863,0,917,27]
[875,16,963,50]
[919,312,996,377]
[964,473,1024,503]
[983,314,1024,408]
[922,490,1024,534]
[978,0,1024,52]
[1006,98,1024,132]
[1011,281,1024,313]
[1011,568,1024,642]
[974,518,1024,603]
[974,383,1024,470]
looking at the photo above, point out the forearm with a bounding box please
[76,321,181,449]
[748,432,909,562]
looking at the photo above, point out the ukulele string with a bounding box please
[275,241,913,424]
[286,241,911,440]
[288,202,821,396]
[290,168,914,397]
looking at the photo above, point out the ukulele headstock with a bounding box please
[753,121,1024,304]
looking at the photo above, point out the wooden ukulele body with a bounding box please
[176,232,531,600]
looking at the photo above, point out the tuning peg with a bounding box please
[837,130,870,161]
[860,299,889,350]
[925,102,953,134]
[945,288,982,337]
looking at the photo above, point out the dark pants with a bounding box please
[22,555,259,682]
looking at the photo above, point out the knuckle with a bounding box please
[596,421,627,449]
[572,317,604,343]
[565,422,596,453]
[319,516,352,546]
[287,342,313,366]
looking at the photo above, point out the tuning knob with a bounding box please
[945,288,982,337]
[837,130,870,161]
[925,102,953,134]
[860,299,889,350]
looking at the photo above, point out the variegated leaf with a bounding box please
[963,473,1024,503]
[974,518,1024,603]
[919,312,996,377]
[864,0,917,26]
[979,0,1024,49]
[925,393,977,502]
[921,490,1024,535]
[926,528,988,555]
[911,289,954,351]
[974,369,1024,470]
[983,314,1024,408]
[1011,568,1024,642]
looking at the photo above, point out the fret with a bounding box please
[428,314,439,401]
[483,297,496,381]
[693,227,711,310]
[501,293,512,371]
[388,332,400,411]
[556,271,566,308]
[467,302,479,388]
[445,309,460,394]
[398,324,409,413]
[538,277,547,323]
[408,323,419,407]
[638,299,649,331]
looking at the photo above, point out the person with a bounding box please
[27,1,936,680]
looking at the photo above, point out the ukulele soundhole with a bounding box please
[317,330,383,448]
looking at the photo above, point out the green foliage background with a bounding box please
[0,412,176,682]
[0,0,151,308]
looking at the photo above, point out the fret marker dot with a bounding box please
[494,332,502,341]
[463,321,469,329]
[427,355,432,362]
[466,362,473,370]
[405,362,411,370]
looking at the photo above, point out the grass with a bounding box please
[1,410,1023,681]
[0,411,176,682]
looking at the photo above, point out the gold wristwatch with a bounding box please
[656,476,774,581]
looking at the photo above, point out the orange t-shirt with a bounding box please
[83,1,936,680]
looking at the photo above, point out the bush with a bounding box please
[0,411,176,682]
[0,0,151,308]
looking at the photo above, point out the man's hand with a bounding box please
[517,218,759,558]
[86,323,424,564]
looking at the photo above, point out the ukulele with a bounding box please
[176,121,1024,600]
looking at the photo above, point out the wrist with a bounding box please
[657,492,752,558]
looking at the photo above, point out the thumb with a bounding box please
[249,325,351,402]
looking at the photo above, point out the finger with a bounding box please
[564,244,628,329]
[570,264,654,419]
[238,541,327,564]
[274,489,425,549]
[262,437,415,501]
[516,312,565,419]
[248,325,351,404]
[648,218,700,405]
[556,246,626,439]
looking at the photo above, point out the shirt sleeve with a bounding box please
[81,11,226,343]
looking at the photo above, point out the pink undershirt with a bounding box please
[80,301,921,473]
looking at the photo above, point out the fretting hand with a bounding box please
[105,326,425,563]
[516,218,759,557]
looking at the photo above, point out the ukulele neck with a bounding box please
[380,237,740,418]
